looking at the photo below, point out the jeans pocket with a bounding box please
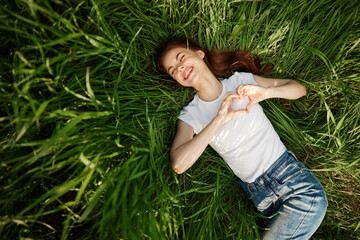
[274,161,304,185]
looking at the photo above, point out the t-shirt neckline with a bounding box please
[195,80,225,104]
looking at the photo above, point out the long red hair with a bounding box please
[156,37,272,77]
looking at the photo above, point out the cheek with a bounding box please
[175,72,183,81]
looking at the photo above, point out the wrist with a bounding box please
[265,87,275,99]
[214,114,227,126]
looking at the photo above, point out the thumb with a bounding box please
[235,109,247,116]
[246,99,256,112]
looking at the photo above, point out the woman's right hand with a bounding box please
[216,92,247,124]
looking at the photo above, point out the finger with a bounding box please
[224,91,236,99]
[235,109,247,115]
[246,99,256,112]
[221,92,233,104]
[228,109,247,120]
[223,92,238,103]
[241,87,250,96]
[237,86,245,96]
[236,86,243,96]
[236,88,246,99]
[220,93,237,110]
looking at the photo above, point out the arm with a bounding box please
[253,75,307,99]
[170,92,246,174]
[236,74,307,111]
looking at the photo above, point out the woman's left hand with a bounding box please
[236,84,270,112]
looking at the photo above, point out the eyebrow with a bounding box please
[167,51,183,73]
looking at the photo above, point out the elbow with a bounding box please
[293,80,307,99]
[301,85,307,97]
[173,165,185,174]
[171,160,186,174]
[170,155,186,174]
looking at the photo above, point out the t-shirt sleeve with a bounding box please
[233,72,257,86]
[178,107,197,133]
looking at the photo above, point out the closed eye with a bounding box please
[180,55,185,62]
[170,53,185,75]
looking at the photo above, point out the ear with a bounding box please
[195,50,205,59]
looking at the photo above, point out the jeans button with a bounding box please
[259,179,264,185]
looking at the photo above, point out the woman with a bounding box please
[156,38,327,239]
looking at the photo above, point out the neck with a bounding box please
[195,72,223,102]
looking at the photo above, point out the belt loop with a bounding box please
[264,174,271,183]
[288,150,297,160]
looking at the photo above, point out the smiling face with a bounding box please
[161,47,208,87]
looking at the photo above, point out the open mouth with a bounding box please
[183,66,194,80]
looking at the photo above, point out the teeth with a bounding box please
[185,67,192,79]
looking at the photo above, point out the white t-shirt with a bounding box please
[178,72,286,183]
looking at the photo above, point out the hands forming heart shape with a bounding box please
[218,84,270,124]
[231,84,269,112]
[230,94,250,111]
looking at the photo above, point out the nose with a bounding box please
[179,65,185,72]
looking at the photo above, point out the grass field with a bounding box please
[0,0,359,239]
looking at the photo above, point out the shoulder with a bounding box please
[221,72,257,89]
[178,96,200,133]
[180,95,198,112]
[233,72,256,85]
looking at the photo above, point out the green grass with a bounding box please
[0,0,359,239]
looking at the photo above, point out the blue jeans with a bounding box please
[237,151,328,240]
